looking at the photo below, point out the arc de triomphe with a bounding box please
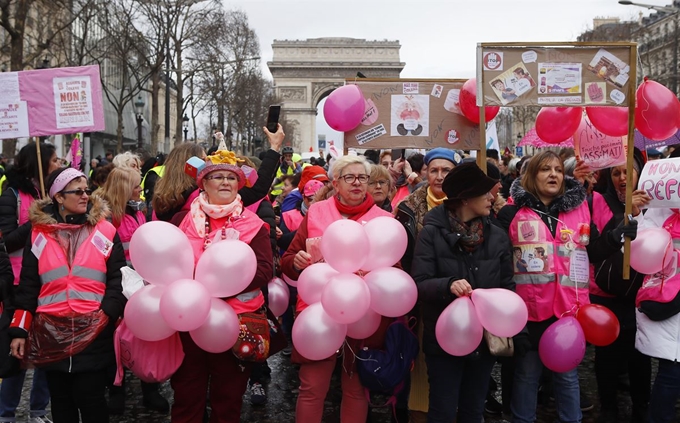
[267,38,404,153]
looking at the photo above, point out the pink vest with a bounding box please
[636,211,680,306]
[33,220,116,315]
[589,192,615,298]
[390,185,410,209]
[282,209,304,232]
[117,211,146,265]
[298,199,392,312]
[508,202,592,321]
[9,190,34,285]
[179,203,266,314]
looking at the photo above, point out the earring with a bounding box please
[60,204,64,211]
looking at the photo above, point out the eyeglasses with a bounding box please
[205,174,238,183]
[61,188,92,196]
[368,179,389,187]
[339,174,370,184]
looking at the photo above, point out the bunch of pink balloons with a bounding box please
[436,288,528,356]
[125,221,257,353]
[292,217,417,360]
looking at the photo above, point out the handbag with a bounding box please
[232,308,271,362]
[483,330,514,357]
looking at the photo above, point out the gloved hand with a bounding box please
[513,332,531,358]
[608,219,638,245]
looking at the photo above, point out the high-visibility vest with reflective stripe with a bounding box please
[300,198,392,313]
[508,202,592,322]
[282,209,304,232]
[140,165,165,202]
[179,202,266,314]
[270,165,294,197]
[116,210,145,266]
[33,220,116,315]
[9,190,34,285]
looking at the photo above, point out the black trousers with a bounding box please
[45,369,109,423]
[594,328,651,411]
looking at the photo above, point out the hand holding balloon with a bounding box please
[294,251,312,272]
[450,279,472,297]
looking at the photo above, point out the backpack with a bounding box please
[355,319,419,408]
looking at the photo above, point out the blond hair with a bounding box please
[152,144,205,215]
[331,155,371,180]
[112,151,141,170]
[97,167,141,227]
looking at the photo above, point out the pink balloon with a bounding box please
[189,299,240,353]
[323,85,366,132]
[159,279,211,332]
[630,228,674,274]
[435,297,484,356]
[267,278,290,318]
[586,106,628,137]
[535,107,582,144]
[124,285,176,341]
[362,217,408,271]
[364,267,417,317]
[538,317,586,373]
[194,240,257,297]
[129,221,194,286]
[346,309,382,339]
[636,79,680,141]
[471,288,528,337]
[298,263,339,305]
[293,302,347,361]
[282,273,297,287]
[320,220,370,273]
[321,273,371,324]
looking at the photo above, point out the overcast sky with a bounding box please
[226,0,655,149]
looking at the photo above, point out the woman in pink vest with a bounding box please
[0,142,60,423]
[172,150,273,423]
[9,167,127,423]
[496,151,636,423]
[281,155,392,423]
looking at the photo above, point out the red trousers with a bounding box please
[171,332,252,423]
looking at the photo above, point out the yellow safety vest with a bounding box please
[271,165,294,196]
[141,165,166,201]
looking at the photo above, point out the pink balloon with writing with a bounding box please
[574,114,626,171]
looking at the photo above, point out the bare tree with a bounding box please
[513,106,540,138]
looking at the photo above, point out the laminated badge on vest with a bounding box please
[31,233,47,259]
[91,230,113,257]
[305,237,322,264]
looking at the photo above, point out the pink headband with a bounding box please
[48,168,87,198]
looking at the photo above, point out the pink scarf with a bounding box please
[190,191,243,238]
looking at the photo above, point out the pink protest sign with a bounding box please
[638,157,680,209]
[1,65,105,138]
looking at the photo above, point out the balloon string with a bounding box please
[639,81,652,131]
[660,238,673,294]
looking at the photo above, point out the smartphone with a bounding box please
[266,105,281,133]
[391,149,406,162]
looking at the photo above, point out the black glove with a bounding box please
[513,332,531,358]
[608,219,638,245]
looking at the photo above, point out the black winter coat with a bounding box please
[0,168,41,254]
[412,205,515,356]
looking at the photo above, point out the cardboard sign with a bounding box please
[0,65,105,139]
[479,44,634,107]
[638,158,680,208]
[344,79,480,150]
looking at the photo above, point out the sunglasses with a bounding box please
[61,188,93,196]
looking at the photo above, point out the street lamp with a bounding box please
[182,114,189,142]
[135,96,145,149]
[619,0,679,93]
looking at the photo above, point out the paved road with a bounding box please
[6,346,670,422]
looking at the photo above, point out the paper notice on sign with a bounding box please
[537,63,582,94]
[569,249,590,284]
[483,51,504,71]
[53,75,95,129]
[638,158,680,208]
[403,83,419,94]
[537,96,582,105]
[0,73,21,102]
[0,102,29,139]
[575,118,626,171]
[355,124,387,145]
